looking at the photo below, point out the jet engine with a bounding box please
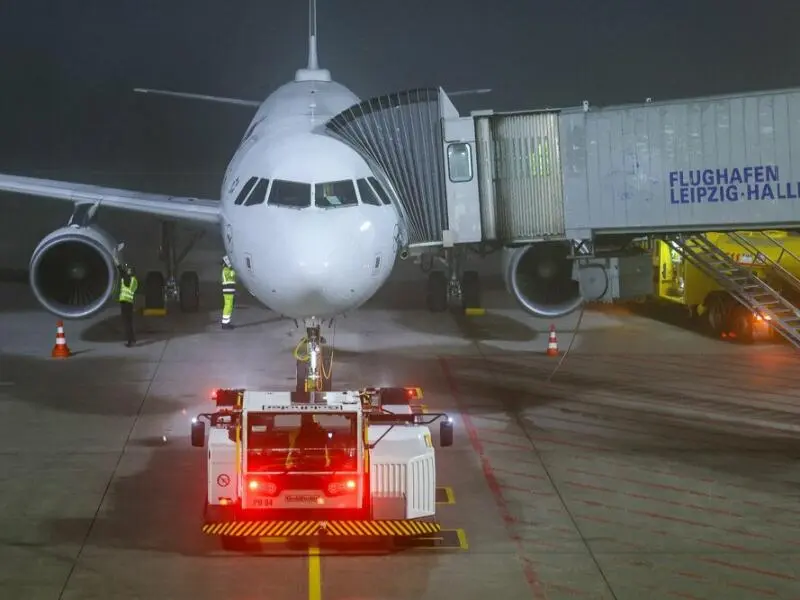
[29,225,120,319]
[502,241,583,318]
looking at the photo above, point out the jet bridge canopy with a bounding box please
[325,88,457,247]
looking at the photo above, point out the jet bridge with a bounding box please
[323,87,653,317]
[324,87,564,249]
[324,85,800,334]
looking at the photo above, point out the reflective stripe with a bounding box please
[222,288,236,294]
[202,519,440,537]
[221,266,236,285]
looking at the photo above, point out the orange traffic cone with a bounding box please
[51,321,71,358]
[546,324,559,356]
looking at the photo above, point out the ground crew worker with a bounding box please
[118,263,138,347]
[286,414,329,468]
[221,255,236,329]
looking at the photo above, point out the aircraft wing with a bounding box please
[0,173,221,224]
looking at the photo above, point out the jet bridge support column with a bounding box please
[427,98,485,313]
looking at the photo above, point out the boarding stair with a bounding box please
[667,232,800,349]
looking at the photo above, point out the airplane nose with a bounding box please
[255,207,381,317]
[286,233,352,310]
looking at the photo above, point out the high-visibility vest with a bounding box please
[222,266,236,294]
[119,276,138,303]
[285,429,330,468]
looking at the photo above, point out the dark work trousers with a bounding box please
[120,301,135,345]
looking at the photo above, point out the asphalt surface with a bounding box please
[1,260,799,599]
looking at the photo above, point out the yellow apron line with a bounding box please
[308,543,322,600]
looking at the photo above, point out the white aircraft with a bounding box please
[0,1,584,391]
[0,0,405,390]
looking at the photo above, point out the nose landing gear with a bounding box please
[294,322,333,392]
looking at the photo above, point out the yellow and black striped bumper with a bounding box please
[202,519,441,538]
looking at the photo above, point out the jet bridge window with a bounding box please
[447,142,473,183]
[234,176,258,205]
[366,176,392,205]
[267,180,312,208]
[356,178,381,206]
[315,180,359,208]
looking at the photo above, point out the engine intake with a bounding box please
[29,225,119,319]
[502,241,583,318]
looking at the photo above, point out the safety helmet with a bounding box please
[222,255,231,268]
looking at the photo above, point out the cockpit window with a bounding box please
[234,176,258,205]
[243,178,270,206]
[356,179,381,206]
[314,180,359,208]
[367,176,392,205]
[268,180,311,208]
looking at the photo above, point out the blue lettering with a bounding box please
[669,171,679,187]
[776,182,798,199]
[766,165,779,181]
[668,164,789,206]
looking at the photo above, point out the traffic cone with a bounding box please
[546,324,559,356]
[51,321,71,358]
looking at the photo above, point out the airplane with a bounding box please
[0,1,585,391]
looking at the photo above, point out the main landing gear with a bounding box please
[423,248,481,313]
[143,221,205,314]
[294,320,333,392]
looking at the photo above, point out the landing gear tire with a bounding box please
[179,271,200,313]
[426,271,448,313]
[461,270,481,310]
[144,271,165,310]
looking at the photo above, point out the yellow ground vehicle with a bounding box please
[650,231,800,341]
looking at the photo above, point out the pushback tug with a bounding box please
[191,386,453,548]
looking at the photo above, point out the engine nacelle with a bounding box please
[29,225,120,319]
[502,241,583,318]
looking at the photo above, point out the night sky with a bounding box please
[0,0,798,199]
